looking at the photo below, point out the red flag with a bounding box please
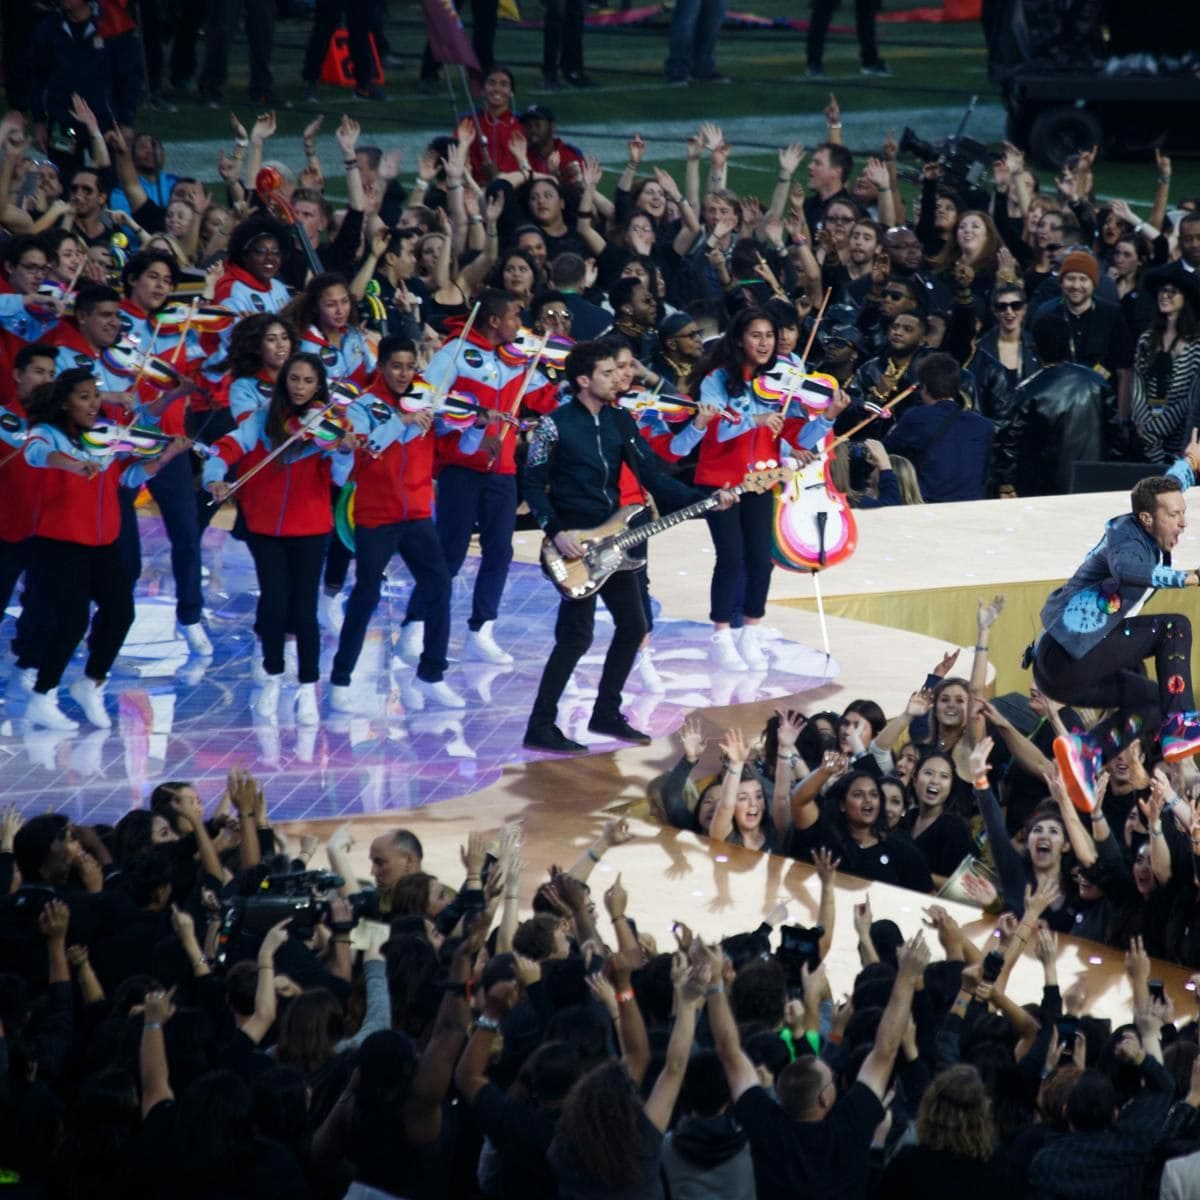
[419,0,482,81]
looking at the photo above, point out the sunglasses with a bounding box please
[993,300,1025,313]
[541,310,571,321]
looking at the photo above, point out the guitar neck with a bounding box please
[612,485,744,552]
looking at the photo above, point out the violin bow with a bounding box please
[126,322,162,404]
[430,302,481,407]
[799,286,833,370]
[827,385,915,450]
[208,400,343,506]
[496,333,549,449]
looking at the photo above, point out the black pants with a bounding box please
[1034,615,1194,757]
[529,568,647,730]
[807,0,882,69]
[332,518,451,685]
[170,0,208,87]
[245,532,328,683]
[189,407,238,534]
[303,0,373,89]
[705,489,774,624]
[29,538,135,693]
[420,0,497,81]
[542,0,584,78]
[0,537,42,662]
[201,0,275,98]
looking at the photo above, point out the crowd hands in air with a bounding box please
[8,754,1200,1197]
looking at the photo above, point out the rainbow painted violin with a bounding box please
[79,422,209,459]
[615,388,739,424]
[398,378,518,428]
[151,301,237,336]
[100,342,187,392]
[497,328,573,370]
[284,407,354,446]
[752,367,841,415]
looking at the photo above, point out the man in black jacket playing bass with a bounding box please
[523,339,737,754]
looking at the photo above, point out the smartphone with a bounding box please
[777,924,824,987]
[1055,1016,1078,1044]
[981,949,1005,983]
[1148,978,1166,1004]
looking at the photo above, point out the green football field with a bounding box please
[142,3,1199,215]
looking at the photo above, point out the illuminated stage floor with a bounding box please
[1,516,839,826]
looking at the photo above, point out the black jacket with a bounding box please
[523,397,703,538]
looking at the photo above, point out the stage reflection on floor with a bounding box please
[3,517,839,825]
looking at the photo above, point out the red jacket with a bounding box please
[618,425,682,506]
[353,377,435,526]
[466,111,522,182]
[0,397,42,544]
[431,325,559,478]
[209,413,342,537]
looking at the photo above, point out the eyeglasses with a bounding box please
[675,328,702,338]
[825,214,854,225]
[17,261,49,273]
[993,300,1025,313]
[541,310,571,321]
[882,288,908,301]
[1158,285,1181,298]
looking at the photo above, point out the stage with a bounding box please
[7,487,1196,1023]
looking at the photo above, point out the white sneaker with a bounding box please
[329,683,357,713]
[26,689,79,731]
[398,621,424,665]
[413,677,466,709]
[68,678,112,729]
[634,649,666,692]
[179,622,213,657]
[464,622,513,665]
[254,675,282,721]
[295,682,320,725]
[737,625,768,670]
[710,629,748,672]
[8,666,35,696]
[318,592,344,636]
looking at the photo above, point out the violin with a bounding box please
[79,422,207,459]
[284,407,354,446]
[152,301,237,336]
[100,343,187,393]
[497,328,573,370]
[615,388,741,424]
[752,367,841,416]
[397,379,518,428]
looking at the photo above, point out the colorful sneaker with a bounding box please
[1053,732,1102,813]
[1161,711,1200,763]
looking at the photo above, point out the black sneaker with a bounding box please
[198,89,222,110]
[587,714,651,745]
[563,71,595,88]
[860,61,892,76]
[524,724,587,754]
[352,84,388,102]
[692,72,732,84]
[540,74,563,90]
[665,76,689,87]
[804,63,827,79]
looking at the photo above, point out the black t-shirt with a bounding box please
[788,814,934,892]
[733,1082,883,1200]
[879,1144,1013,1200]
[908,810,974,878]
[472,1083,560,1200]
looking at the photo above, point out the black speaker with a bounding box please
[1068,460,1163,494]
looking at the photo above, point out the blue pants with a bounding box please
[118,451,204,627]
[705,489,775,624]
[411,466,515,631]
[664,0,725,80]
[0,537,44,663]
[332,518,451,685]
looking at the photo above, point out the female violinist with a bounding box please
[212,216,292,319]
[202,354,355,726]
[328,336,462,712]
[219,314,297,427]
[294,272,377,389]
[670,307,849,672]
[23,368,191,730]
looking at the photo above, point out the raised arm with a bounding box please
[976,696,1053,781]
[791,751,847,830]
[875,688,932,753]
[709,727,750,842]
[767,144,805,223]
[967,595,1004,743]
[857,933,930,1099]
[139,988,176,1117]
[643,956,706,1131]
[812,846,839,961]
[771,709,807,836]
[701,940,759,1100]
[567,817,632,883]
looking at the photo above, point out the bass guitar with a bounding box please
[540,465,791,601]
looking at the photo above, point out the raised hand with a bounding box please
[934,647,961,677]
[853,896,873,939]
[680,716,707,762]
[778,143,805,178]
[38,898,70,941]
[977,594,1005,631]
[1155,147,1172,182]
[604,873,627,919]
[906,688,934,718]
[967,735,994,781]
[823,93,841,126]
[627,132,646,165]
[250,111,277,145]
[862,157,890,190]
[719,727,750,768]
[602,818,633,847]
[775,708,806,753]
[302,114,324,144]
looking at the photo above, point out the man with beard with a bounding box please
[827,219,883,306]
[1030,250,1133,425]
[852,310,931,423]
[607,277,660,364]
[1035,442,1200,812]
[815,324,867,390]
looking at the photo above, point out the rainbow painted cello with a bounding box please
[771,433,857,572]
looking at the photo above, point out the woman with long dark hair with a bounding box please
[294,272,377,389]
[786,757,934,891]
[202,352,356,725]
[671,307,847,672]
[23,368,190,730]
[216,314,297,426]
[900,748,974,885]
[1132,270,1200,463]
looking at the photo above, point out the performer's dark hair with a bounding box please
[564,340,617,394]
[1130,475,1183,520]
[477,287,517,327]
[916,352,961,402]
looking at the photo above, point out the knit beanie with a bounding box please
[1060,250,1099,287]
